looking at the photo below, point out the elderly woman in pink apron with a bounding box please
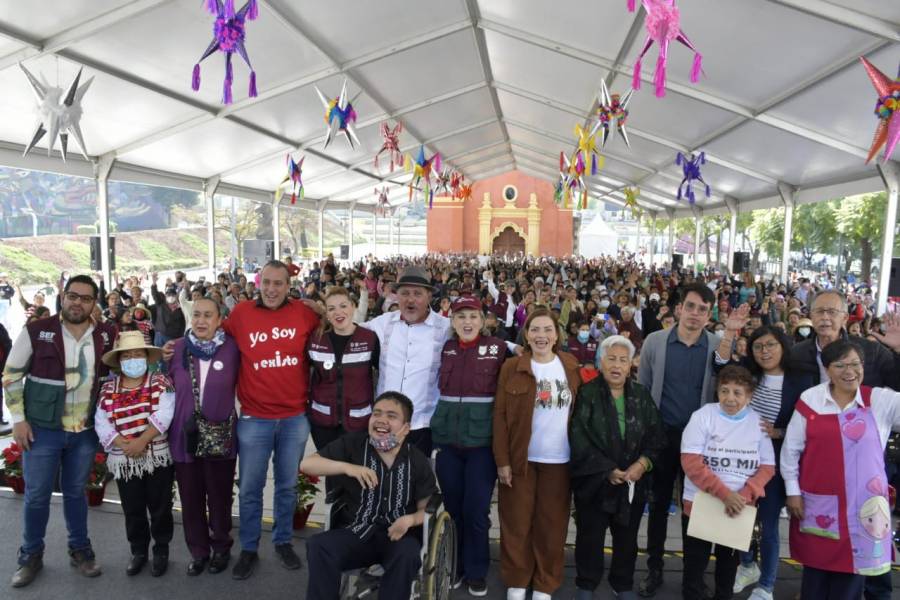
[781,340,900,600]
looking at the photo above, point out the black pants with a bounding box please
[801,566,865,600]
[116,465,175,556]
[406,428,433,457]
[681,515,740,600]
[646,425,684,572]
[305,527,421,600]
[574,491,645,592]
[310,423,346,451]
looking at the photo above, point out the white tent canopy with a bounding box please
[0,0,895,214]
[579,214,619,258]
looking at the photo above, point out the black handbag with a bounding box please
[186,353,235,459]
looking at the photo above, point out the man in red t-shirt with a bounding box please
[164,260,318,579]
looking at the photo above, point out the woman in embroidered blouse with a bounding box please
[95,330,175,578]
[166,297,240,577]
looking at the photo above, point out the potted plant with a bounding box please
[293,470,320,530]
[1,442,24,494]
[85,452,109,506]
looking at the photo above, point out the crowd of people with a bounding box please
[1,251,899,600]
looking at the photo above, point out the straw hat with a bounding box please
[102,330,162,368]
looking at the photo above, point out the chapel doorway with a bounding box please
[492,227,526,255]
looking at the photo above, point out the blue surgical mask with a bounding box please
[577,331,590,343]
[120,358,148,379]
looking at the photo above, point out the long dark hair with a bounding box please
[745,325,792,376]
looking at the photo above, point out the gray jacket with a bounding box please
[637,327,718,410]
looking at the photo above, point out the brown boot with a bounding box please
[69,548,102,578]
[10,553,42,588]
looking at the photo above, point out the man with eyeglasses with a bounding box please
[788,289,900,600]
[2,274,117,588]
[637,282,721,597]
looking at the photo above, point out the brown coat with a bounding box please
[492,351,582,476]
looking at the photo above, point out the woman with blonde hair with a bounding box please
[306,286,378,449]
[493,306,581,600]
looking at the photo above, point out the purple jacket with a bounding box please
[167,335,240,463]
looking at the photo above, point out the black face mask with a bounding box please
[649,301,659,310]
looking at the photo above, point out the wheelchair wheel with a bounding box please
[419,510,456,600]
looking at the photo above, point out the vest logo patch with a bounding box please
[478,345,487,356]
[38,331,55,342]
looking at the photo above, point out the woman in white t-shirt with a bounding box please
[493,307,581,600]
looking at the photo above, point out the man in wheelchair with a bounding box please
[301,391,438,600]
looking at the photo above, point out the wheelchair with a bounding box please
[323,489,457,600]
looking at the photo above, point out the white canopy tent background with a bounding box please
[579,214,620,259]
[0,0,898,304]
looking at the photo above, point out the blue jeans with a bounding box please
[434,445,496,581]
[740,473,786,591]
[236,413,309,551]
[20,426,98,560]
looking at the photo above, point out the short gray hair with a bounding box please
[599,335,636,361]
[809,289,847,313]
[621,305,636,317]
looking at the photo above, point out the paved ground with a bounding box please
[2,489,897,600]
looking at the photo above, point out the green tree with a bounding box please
[748,208,785,267]
[792,201,838,267]
[833,192,887,281]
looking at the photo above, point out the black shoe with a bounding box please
[638,570,663,597]
[186,557,208,576]
[10,553,43,588]
[126,554,147,577]
[274,543,301,570]
[151,553,168,577]
[209,552,231,575]
[231,551,258,580]
[208,552,230,574]
[467,579,488,597]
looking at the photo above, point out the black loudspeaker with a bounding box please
[89,236,116,271]
[672,253,683,269]
[265,241,275,262]
[340,244,349,260]
[888,257,900,297]
[732,251,750,273]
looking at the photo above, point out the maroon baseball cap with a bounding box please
[451,296,482,313]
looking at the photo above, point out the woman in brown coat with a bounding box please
[493,306,582,600]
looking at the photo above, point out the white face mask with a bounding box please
[798,327,811,338]
[714,330,725,338]
[599,300,611,309]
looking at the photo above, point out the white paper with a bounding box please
[627,481,635,504]
[686,491,757,552]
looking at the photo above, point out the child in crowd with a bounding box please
[680,365,775,600]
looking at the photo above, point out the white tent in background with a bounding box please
[579,215,619,258]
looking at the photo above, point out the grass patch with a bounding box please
[179,233,208,255]
[63,241,91,269]
[0,246,61,283]
[137,238,181,263]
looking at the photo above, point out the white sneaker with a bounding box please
[532,592,552,600]
[733,562,761,593]
[506,588,527,600]
[748,587,774,600]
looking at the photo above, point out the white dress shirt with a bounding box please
[780,382,900,496]
[361,310,451,430]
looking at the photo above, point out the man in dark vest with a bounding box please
[2,274,117,588]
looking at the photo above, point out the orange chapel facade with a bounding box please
[426,170,573,256]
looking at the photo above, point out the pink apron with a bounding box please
[789,386,892,576]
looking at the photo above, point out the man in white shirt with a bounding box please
[361,266,450,455]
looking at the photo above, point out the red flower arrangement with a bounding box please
[296,470,320,511]
[1,442,24,479]
[86,452,108,491]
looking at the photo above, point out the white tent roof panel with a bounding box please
[485,29,607,110]
[350,29,483,110]
[0,0,895,214]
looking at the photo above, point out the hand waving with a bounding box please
[871,310,900,352]
[725,303,751,333]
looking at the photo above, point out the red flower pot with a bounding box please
[5,475,25,494]
[292,504,314,530]
[86,485,106,507]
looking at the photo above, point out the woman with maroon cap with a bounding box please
[431,295,507,597]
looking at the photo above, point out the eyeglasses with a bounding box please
[64,292,96,304]
[811,308,844,318]
[752,341,780,353]
[831,361,863,371]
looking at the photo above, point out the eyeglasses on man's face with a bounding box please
[64,292,96,304]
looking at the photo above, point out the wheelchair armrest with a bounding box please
[425,493,443,515]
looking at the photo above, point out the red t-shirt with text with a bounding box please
[224,299,319,418]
